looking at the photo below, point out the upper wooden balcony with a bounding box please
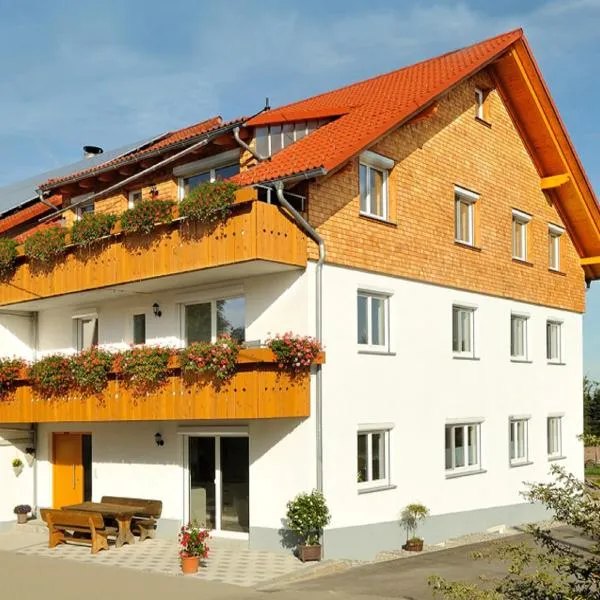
[0,190,307,308]
[0,348,317,423]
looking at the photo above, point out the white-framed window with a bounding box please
[183,296,245,345]
[510,314,528,360]
[454,187,478,246]
[546,320,563,363]
[509,417,529,465]
[547,416,563,458]
[128,190,142,209]
[512,209,531,261]
[357,291,390,351]
[72,192,95,220]
[359,150,394,221]
[445,422,481,474]
[452,305,475,357]
[357,425,391,490]
[548,224,564,271]
[475,87,490,121]
[133,313,146,345]
[255,120,329,157]
[74,315,98,352]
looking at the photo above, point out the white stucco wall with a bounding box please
[0,314,34,360]
[320,263,583,530]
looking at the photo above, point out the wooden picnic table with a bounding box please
[63,502,146,548]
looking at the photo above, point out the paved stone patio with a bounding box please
[17,534,316,587]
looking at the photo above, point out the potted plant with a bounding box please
[400,503,430,552]
[12,458,23,476]
[24,447,35,467]
[286,489,331,562]
[178,522,210,574]
[14,504,31,524]
[267,333,323,375]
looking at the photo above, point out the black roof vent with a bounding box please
[83,145,104,159]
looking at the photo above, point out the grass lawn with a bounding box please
[585,463,600,479]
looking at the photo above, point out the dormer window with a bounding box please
[255,120,328,157]
[359,151,394,221]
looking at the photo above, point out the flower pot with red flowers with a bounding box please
[267,333,323,376]
[400,503,429,552]
[180,335,241,387]
[14,504,31,524]
[286,490,331,562]
[178,522,210,574]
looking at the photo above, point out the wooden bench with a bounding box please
[100,496,163,542]
[40,508,116,554]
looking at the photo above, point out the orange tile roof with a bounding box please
[233,29,523,187]
[41,116,224,189]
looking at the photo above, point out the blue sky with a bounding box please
[1,0,600,376]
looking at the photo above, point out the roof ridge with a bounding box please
[260,28,523,116]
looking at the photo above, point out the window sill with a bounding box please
[510,460,533,469]
[453,355,480,361]
[510,359,532,364]
[548,455,567,462]
[549,269,566,276]
[454,240,481,252]
[547,361,566,366]
[445,468,486,480]
[475,117,492,128]
[358,483,397,495]
[359,213,397,227]
[358,349,396,356]
[512,258,533,267]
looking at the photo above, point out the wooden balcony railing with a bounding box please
[0,348,321,423]
[0,190,307,307]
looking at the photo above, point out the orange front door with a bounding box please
[52,433,84,508]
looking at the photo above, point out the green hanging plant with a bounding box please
[0,357,24,398]
[179,181,238,226]
[0,238,19,279]
[70,347,114,394]
[23,227,68,263]
[29,354,74,398]
[180,335,241,385]
[113,345,173,394]
[120,199,174,235]
[71,213,117,248]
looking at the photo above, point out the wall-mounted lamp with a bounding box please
[152,303,162,318]
[154,432,164,447]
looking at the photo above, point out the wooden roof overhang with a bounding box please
[492,38,600,281]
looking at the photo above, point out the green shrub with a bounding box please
[179,181,237,226]
[23,227,67,263]
[0,238,18,279]
[71,213,117,248]
[286,490,330,546]
[120,199,174,235]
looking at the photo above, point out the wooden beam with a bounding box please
[97,173,115,183]
[77,180,94,189]
[118,167,135,176]
[541,174,570,190]
[581,256,600,266]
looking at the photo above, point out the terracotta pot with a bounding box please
[181,555,200,574]
[402,539,424,552]
[16,513,28,524]
[298,544,322,562]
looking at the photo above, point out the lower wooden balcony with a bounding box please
[0,191,307,307]
[0,349,315,423]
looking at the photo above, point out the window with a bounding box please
[548,224,564,271]
[475,88,489,122]
[357,292,389,350]
[510,314,528,360]
[184,296,245,345]
[512,210,531,261]
[75,316,98,352]
[133,313,146,345]
[509,418,529,465]
[255,120,330,157]
[72,193,94,220]
[546,320,562,363]
[357,427,391,489]
[547,416,562,458]
[452,305,475,357]
[359,151,393,220]
[454,187,478,246]
[445,422,481,474]
[128,190,142,209]
[181,163,239,198]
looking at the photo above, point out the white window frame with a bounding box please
[547,416,563,459]
[510,313,529,361]
[174,149,240,200]
[509,417,529,466]
[359,151,394,221]
[454,187,478,246]
[128,190,142,209]
[445,421,482,475]
[548,224,564,271]
[452,305,476,358]
[255,120,328,157]
[546,320,563,364]
[357,424,392,491]
[512,209,531,261]
[132,313,146,346]
[72,193,94,220]
[72,312,98,352]
[357,291,391,352]
[475,88,485,120]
